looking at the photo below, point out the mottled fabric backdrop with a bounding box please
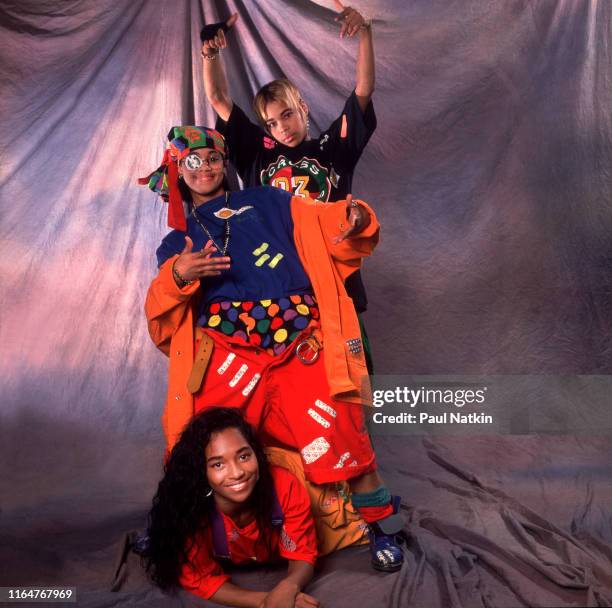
[1,1,611,606]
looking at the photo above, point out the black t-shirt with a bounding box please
[216,91,376,311]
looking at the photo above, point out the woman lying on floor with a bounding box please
[146,407,320,608]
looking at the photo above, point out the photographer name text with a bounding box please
[372,411,493,425]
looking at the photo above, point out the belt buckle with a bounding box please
[296,335,320,365]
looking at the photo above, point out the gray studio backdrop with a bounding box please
[1,1,612,606]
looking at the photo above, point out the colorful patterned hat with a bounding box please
[138,126,226,231]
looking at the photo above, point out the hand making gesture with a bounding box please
[333,1,369,38]
[201,13,238,57]
[172,238,231,287]
[333,194,371,244]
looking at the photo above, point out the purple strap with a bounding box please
[210,489,284,560]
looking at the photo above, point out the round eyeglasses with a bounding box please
[182,152,224,171]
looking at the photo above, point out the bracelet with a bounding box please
[358,10,372,29]
[172,262,194,288]
[349,200,362,214]
[345,7,372,29]
[201,48,220,60]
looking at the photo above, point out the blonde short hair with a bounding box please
[253,78,307,128]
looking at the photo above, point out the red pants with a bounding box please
[194,325,376,484]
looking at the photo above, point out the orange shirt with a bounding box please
[180,466,317,600]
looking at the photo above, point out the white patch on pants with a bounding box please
[314,399,337,418]
[229,364,248,388]
[308,408,331,428]
[301,437,330,464]
[217,353,236,375]
[333,452,351,469]
[241,373,261,396]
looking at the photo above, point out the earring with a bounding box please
[205,487,213,498]
[178,174,184,181]
[306,116,311,140]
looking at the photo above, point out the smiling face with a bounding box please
[263,99,308,148]
[205,427,260,513]
[178,148,225,205]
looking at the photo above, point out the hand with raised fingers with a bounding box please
[333,1,367,38]
[172,237,231,286]
[201,13,238,57]
[332,194,371,244]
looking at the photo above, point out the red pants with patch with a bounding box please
[194,325,376,484]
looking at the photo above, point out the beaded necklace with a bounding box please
[191,192,231,255]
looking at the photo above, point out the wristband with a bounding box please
[172,261,194,288]
[201,49,220,60]
[356,10,372,29]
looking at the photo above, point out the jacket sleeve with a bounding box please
[144,255,200,356]
[303,198,380,283]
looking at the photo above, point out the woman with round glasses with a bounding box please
[141,125,404,574]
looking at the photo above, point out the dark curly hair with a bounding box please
[145,407,275,591]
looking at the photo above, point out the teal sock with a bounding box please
[351,485,391,508]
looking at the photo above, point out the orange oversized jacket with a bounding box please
[144,195,379,450]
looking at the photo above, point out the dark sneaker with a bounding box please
[367,495,404,572]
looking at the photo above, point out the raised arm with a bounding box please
[201,13,238,121]
[334,2,375,113]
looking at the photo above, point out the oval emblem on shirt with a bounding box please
[213,206,254,219]
[260,156,331,202]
